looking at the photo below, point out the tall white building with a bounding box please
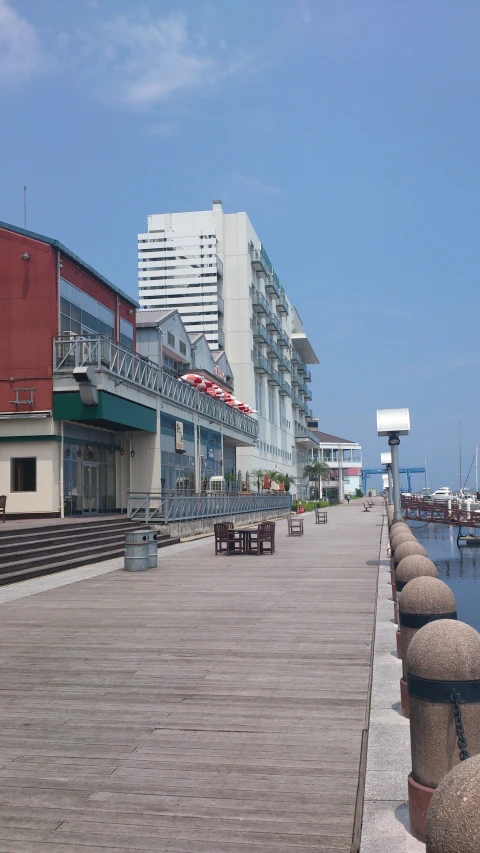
[138,201,320,494]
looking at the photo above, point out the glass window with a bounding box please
[343,449,352,462]
[120,318,134,350]
[11,457,36,492]
[179,340,187,355]
[323,448,332,462]
[167,331,175,347]
[60,279,115,340]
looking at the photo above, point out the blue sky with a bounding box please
[1,0,480,491]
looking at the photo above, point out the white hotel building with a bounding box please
[138,201,319,494]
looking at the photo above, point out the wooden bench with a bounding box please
[287,515,304,536]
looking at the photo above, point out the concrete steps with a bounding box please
[0,518,179,585]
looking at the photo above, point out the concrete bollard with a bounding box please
[387,505,394,526]
[398,577,456,717]
[390,530,417,575]
[393,539,427,569]
[390,523,413,543]
[394,554,437,626]
[425,754,480,853]
[406,619,480,842]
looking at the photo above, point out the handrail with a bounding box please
[53,335,258,438]
[128,491,291,523]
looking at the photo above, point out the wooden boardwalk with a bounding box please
[0,503,382,853]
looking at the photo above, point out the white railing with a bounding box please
[53,336,258,439]
[128,491,291,522]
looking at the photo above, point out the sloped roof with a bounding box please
[312,430,356,445]
[135,308,177,326]
[188,332,204,343]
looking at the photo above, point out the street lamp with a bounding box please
[377,408,410,522]
[381,451,393,505]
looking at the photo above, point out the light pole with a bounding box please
[377,408,410,523]
[381,451,393,505]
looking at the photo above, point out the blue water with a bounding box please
[407,522,480,632]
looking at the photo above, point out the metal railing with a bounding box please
[54,335,159,391]
[128,491,291,523]
[278,330,290,348]
[295,426,320,445]
[276,294,289,316]
[266,313,282,335]
[54,336,258,439]
[249,247,270,277]
[252,322,270,344]
[252,290,270,315]
[254,354,271,375]
[279,381,292,397]
[268,370,282,386]
[265,274,280,299]
[279,356,291,373]
[267,339,281,360]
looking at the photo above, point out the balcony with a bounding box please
[252,290,269,316]
[268,370,282,387]
[297,359,306,375]
[278,356,291,373]
[249,247,270,277]
[278,330,290,348]
[304,386,312,401]
[291,350,300,365]
[216,328,225,349]
[54,335,159,393]
[291,371,300,386]
[276,293,289,316]
[266,313,282,335]
[304,367,312,382]
[252,322,270,345]
[279,381,292,397]
[217,294,225,314]
[216,256,224,277]
[292,395,301,409]
[295,426,320,447]
[265,274,280,299]
[254,354,271,375]
[267,339,281,361]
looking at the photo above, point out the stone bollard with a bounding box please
[390,523,413,542]
[394,554,437,629]
[425,754,480,853]
[398,577,456,717]
[387,505,394,526]
[390,529,417,574]
[393,539,427,569]
[406,619,480,842]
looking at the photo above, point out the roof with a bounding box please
[0,220,138,309]
[312,430,357,445]
[136,308,177,326]
[188,332,204,343]
[291,332,319,364]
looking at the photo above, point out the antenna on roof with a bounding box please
[23,185,27,230]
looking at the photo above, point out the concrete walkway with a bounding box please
[0,503,381,853]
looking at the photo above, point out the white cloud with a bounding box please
[81,10,252,108]
[0,0,46,81]
[448,357,476,369]
[298,0,312,24]
[233,172,282,195]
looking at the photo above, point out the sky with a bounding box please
[1,0,480,491]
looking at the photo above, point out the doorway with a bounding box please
[82,463,99,514]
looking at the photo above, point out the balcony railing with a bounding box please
[216,255,224,277]
[216,327,225,349]
[252,290,270,315]
[265,274,280,299]
[217,294,225,314]
[53,336,258,439]
[279,381,292,397]
[278,330,290,348]
[267,339,281,360]
[295,426,320,446]
[276,293,289,316]
[254,354,271,375]
[266,313,282,335]
[252,322,270,345]
[249,247,270,277]
[292,395,301,408]
[278,356,291,373]
[268,370,282,387]
[128,492,290,523]
[291,371,300,386]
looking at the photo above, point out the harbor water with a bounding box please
[408,521,480,631]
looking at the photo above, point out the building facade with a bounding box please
[138,202,320,495]
[308,430,362,499]
[0,222,257,517]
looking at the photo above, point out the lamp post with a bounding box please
[377,409,410,523]
[381,451,393,505]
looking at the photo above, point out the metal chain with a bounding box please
[450,689,470,761]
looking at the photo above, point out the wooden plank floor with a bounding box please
[0,503,382,853]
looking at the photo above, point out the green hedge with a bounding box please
[291,499,332,512]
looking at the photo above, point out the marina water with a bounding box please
[408,521,480,631]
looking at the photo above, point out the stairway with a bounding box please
[0,517,179,586]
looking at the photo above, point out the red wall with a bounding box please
[0,227,137,414]
[0,229,57,412]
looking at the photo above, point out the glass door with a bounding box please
[82,463,99,514]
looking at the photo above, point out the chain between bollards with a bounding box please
[450,689,470,761]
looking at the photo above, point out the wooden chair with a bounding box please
[315,508,327,524]
[214,522,230,555]
[287,514,304,536]
[0,496,5,523]
[247,521,276,555]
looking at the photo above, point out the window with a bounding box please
[11,457,36,492]
[120,318,134,351]
[179,340,187,355]
[167,332,175,347]
[60,279,115,340]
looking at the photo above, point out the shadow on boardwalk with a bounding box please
[0,503,382,853]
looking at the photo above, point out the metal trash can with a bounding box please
[147,529,158,569]
[124,529,154,572]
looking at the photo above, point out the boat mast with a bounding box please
[476,446,478,495]
[424,452,428,492]
[459,422,462,492]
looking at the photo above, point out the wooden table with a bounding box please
[227,528,258,555]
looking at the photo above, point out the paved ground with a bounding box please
[0,503,381,853]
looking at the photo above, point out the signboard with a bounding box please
[215,365,227,382]
[175,421,184,452]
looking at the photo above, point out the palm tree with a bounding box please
[304,461,331,499]
[275,472,293,492]
[251,468,266,493]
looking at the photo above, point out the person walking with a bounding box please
[346,494,351,505]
